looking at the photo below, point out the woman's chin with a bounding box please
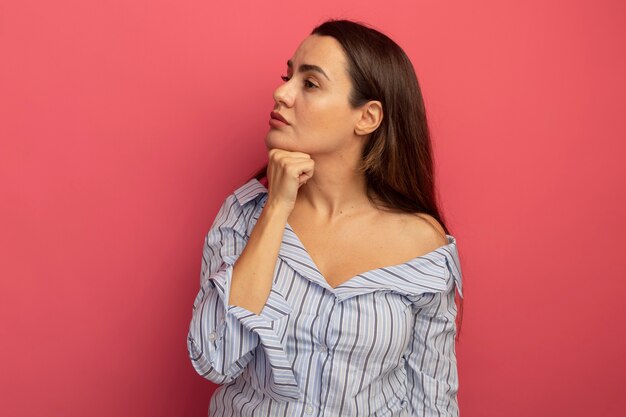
[265,133,312,154]
[264,133,288,150]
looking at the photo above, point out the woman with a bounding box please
[188,18,464,417]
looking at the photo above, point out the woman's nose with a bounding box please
[272,81,294,107]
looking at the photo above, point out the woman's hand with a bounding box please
[266,148,315,214]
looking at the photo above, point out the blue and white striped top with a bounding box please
[187,178,464,417]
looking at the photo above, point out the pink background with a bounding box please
[1,0,625,416]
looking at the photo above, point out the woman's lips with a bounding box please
[269,117,289,128]
[270,111,290,124]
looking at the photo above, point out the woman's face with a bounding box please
[265,35,362,154]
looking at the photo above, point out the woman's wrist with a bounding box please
[263,199,293,223]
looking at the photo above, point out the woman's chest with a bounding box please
[286,210,423,289]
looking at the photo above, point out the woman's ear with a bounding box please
[354,100,383,136]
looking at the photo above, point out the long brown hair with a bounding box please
[249,18,464,337]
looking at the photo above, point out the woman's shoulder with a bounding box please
[412,212,447,242]
[379,210,449,258]
[212,178,268,236]
[211,178,267,227]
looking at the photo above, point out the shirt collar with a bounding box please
[280,224,463,303]
[233,178,268,206]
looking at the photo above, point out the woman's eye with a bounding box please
[280,75,318,89]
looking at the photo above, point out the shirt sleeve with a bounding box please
[187,193,294,387]
[403,269,462,416]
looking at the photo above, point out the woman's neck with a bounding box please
[296,154,373,221]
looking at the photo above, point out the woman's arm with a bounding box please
[229,199,291,314]
[188,148,313,397]
[187,193,294,388]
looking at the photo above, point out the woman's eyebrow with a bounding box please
[287,60,330,81]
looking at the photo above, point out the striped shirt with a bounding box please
[187,178,464,417]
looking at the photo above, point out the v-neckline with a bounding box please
[283,220,453,291]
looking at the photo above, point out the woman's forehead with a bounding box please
[289,35,348,80]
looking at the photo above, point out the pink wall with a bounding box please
[1,0,625,416]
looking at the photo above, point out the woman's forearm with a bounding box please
[228,201,291,315]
